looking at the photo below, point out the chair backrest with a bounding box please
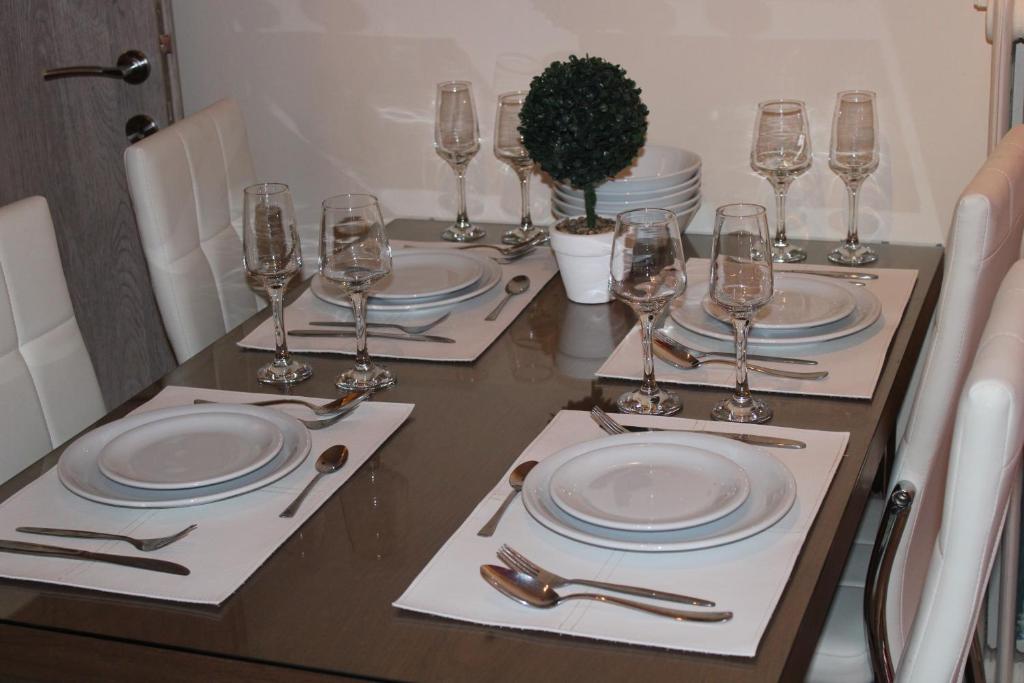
[0,197,105,483]
[124,98,264,364]
[884,124,1024,657]
[894,259,1024,682]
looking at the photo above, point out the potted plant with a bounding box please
[519,54,649,303]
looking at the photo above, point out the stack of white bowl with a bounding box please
[551,145,702,230]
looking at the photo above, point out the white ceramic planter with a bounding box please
[549,223,614,304]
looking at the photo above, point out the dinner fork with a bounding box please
[654,333,817,366]
[308,312,450,335]
[496,544,715,607]
[589,405,806,448]
[17,524,198,552]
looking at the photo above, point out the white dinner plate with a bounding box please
[671,270,882,346]
[701,273,856,331]
[371,250,484,301]
[311,251,502,311]
[97,412,284,490]
[522,432,797,552]
[58,404,311,508]
[548,442,750,531]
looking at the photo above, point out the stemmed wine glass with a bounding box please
[609,208,687,415]
[242,183,312,385]
[751,99,811,263]
[829,90,879,265]
[435,81,484,242]
[319,194,396,390]
[494,91,544,245]
[709,204,774,424]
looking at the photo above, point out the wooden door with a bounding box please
[0,0,178,408]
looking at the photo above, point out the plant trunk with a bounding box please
[584,184,597,229]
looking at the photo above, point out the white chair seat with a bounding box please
[806,585,872,683]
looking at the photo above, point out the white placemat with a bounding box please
[598,261,918,399]
[394,410,848,657]
[0,386,413,605]
[238,240,559,362]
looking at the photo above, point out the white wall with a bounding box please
[172,0,990,246]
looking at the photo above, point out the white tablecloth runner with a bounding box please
[238,240,559,362]
[394,410,848,657]
[598,261,918,399]
[0,386,413,604]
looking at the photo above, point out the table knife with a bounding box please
[619,425,806,449]
[777,268,878,281]
[0,540,190,575]
[289,329,455,344]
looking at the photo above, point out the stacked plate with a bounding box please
[311,249,501,311]
[521,431,796,552]
[551,145,702,230]
[57,404,312,508]
[670,271,882,346]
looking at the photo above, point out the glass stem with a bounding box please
[773,186,789,247]
[639,312,659,396]
[454,167,470,230]
[350,291,372,372]
[267,281,290,366]
[845,183,861,248]
[731,315,753,406]
[517,169,533,231]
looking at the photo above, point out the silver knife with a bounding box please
[0,539,190,575]
[289,329,455,344]
[619,425,806,449]
[777,268,878,281]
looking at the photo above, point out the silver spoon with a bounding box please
[279,445,349,518]
[485,275,530,321]
[480,565,732,623]
[476,461,537,537]
[653,341,828,380]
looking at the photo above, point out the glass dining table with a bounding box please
[0,218,943,682]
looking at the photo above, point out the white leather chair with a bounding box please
[124,98,264,364]
[807,125,1024,681]
[0,197,105,484]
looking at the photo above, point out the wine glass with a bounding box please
[242,183,312,385]
[751,99,811,263]
[609,208,687,415]
[319,194,395,391]
[494,91,544,245]
[709,203,774,424]
[435,81,484,242]
[828,90,879,265]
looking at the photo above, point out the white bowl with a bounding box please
[552,192,701,216]
[576,146,701,194]
[554,182,700,210]
[556,171,701,202]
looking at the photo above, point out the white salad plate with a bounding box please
[671,271,882,346]
[59,404,311,508]
[702,273,856,331]
[97,412,284,490]
[522,432,797,552]
[311,250,502,312]
[371,250,484,301]
[548,442,751,532]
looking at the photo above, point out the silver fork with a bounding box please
[193,392,369,428]
[193,390,367,416]
[308,312,450,335]
[654,333,817,366]
[17,524,198,552]
[497,544,715,607]
[590,406,628,435]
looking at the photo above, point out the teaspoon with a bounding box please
[476,460,537,537]
[280,445,349,518]
[485,275,530,321]
[480,565,732,623]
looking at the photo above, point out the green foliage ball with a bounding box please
[519,55,649,191]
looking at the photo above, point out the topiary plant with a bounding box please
[519,54,649,231]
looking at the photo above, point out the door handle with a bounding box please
[125,115,159,144]
[43,50,150,84]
